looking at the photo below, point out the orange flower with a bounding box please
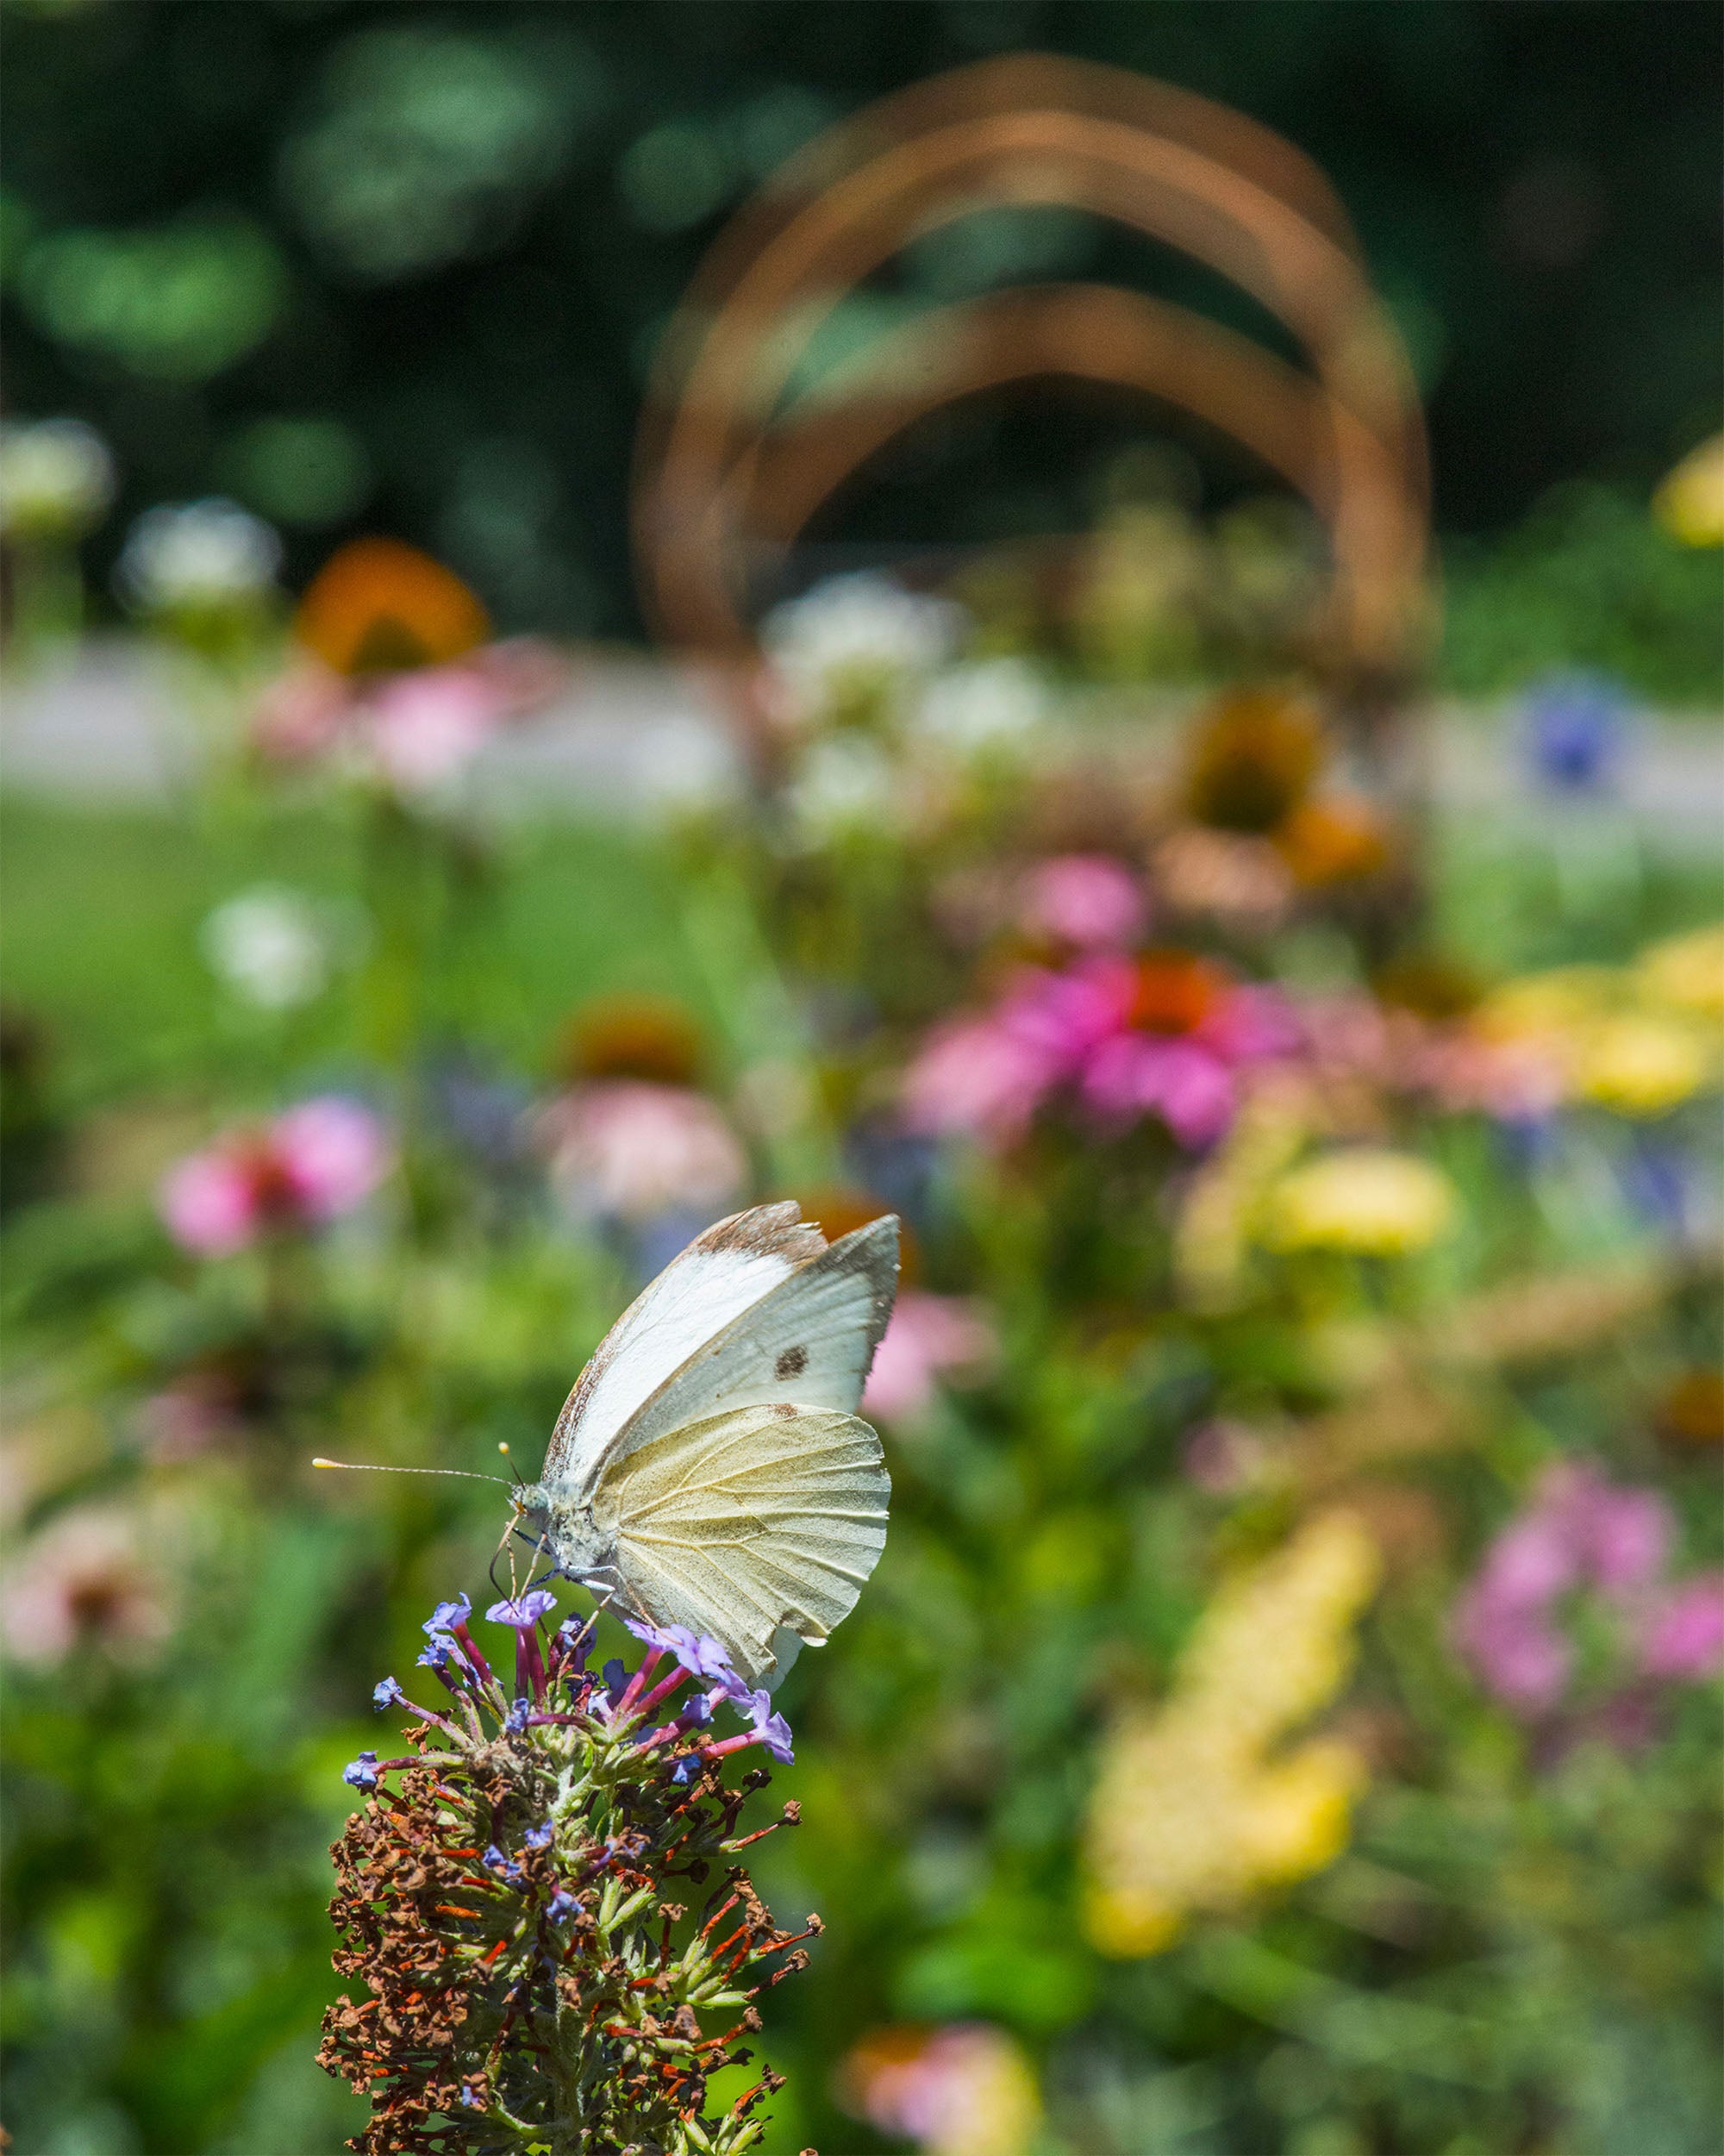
[294,538,490,675]
[1128,949,1223,1034]
[1184,688,1324,834]
[1658,1368,1724,1449]
[1276,795,1391,886]
[796,1187,921,1283]
[555,996,704,1088]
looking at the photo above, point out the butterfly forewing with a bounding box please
[543,1201,827,1491]
[584,1215,898,1488]
[594,1404,890,1690]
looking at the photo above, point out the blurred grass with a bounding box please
[0,798,709,1107]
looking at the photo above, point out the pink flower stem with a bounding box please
[614,1648,664,1721]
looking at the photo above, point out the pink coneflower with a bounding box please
[862,1292,997,1422]
[159,1097,391,1257]
[1,1504,172,1667]
[539,1082,746,1225]
[903,950,1295,1151]
[366,663,514,793]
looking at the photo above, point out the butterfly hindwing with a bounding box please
[594,1403,890,1690]
[542,1202,826,1491]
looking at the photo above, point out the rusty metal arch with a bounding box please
[633,55,1430,680]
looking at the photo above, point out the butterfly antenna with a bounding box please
[311,1458,514,1486]
[497,1441,526,1495]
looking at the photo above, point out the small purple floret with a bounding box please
[424,1595,472,1637]
[524,1821,554,1850]
[343,1752,380,1790]
[486,1588,558,1628]
[373,1678,406,1710]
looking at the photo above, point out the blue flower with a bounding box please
[459,2086,484,2110]
[523,1821,553,1850]
[602,1658,628,1703]
[484,1842,523,1882]
[503,1698,532,1734]
[416,1640,451,1671]
[680,1691,712,1728]
[372,1677,405,1710]
[622,1615,737,1682]
[485,1589,558,1628]
[424,1595,472,1637]
[1525,672,1624,793]
[670,1757,699,1786]
[547,1888,579,1921]
[342,1752,380,1790]
[753,1712,794,1765]
[734,1688,795,1763]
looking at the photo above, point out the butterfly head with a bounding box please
[511,1483,611,1584]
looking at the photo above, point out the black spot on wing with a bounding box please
[775,1345,809,1380]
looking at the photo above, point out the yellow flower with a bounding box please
[1083,1513,1379,1957]
[1572,1014,1708,1116]
[1652,433,1724,547]
[1262,1149,1459,1257]
[1638,923,1724,1022]
[1471,966,1618,1044]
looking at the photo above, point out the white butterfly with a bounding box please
[515,1200,898,1692]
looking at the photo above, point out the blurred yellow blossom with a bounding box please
[1175,1078,1311,1306]
[1262,1148,1459,1257]
[1652,433,1724,547]
[1084,1511,1379,1957]
[1639,923,1724,1022]
[1571,1014,1708,1117]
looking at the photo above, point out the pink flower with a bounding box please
[1080,1034,1236,1147]
[540,1082,746,1223]
[901,1014,1059,1142]
[367,664,511,792]
[862,1292,997,1421]
[159,1097,390,1256]
[253,663,349,764]
[1018,855,1146,950]
[1453,1459,1702,1722]
[1639,1574,1724,1680]
[1,1505,172,1668]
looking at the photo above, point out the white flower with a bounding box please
[911,658,1045,759]
[762,572,965,724]
[115,497,282,614]
[200,886,334,1009]
[0,417,116,540]
[784,735,897,840]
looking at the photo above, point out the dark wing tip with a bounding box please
[694,1200,827,1267]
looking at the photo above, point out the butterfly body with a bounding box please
[523,1202,898,1690]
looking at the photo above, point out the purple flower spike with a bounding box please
[343,1752,380,1790]
[425,1596,472,1637]
[486,1589,558,1628]
[373,1678,406,1710]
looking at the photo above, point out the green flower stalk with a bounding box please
[320,1593,818,2153]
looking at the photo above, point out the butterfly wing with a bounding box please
[591,1213,898,1484]
[594,1403,890,1690]
[543,1201,827,1493]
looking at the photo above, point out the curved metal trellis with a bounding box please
[633,53,1432,686]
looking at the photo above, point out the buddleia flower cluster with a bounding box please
[319,1590,817,2154]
